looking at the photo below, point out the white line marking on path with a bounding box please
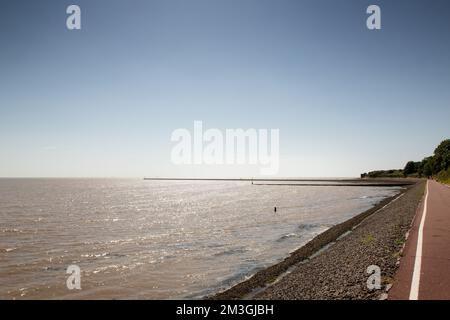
[409,180,429,300]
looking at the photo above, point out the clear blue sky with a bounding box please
[1,0,449,177]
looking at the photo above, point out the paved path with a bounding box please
[390,180,450,300]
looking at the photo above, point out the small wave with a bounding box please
[92,264,121,274]
[277,233,298,242]
[207,243,225,249]
[43,266,65,271]
[1,228,24,234]
[358,195,382,200]
[277,223,328,242]
[275,223,331,242]
[109,238,134,245]
[91,263,140,274]
[297,223,323,231]
[213,247,246,257]
[81,252,110,258]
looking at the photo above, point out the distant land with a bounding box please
[143,177,415,187]
[361,139,450,185]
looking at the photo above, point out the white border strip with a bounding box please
[409,180,429,300]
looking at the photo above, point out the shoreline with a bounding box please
[210,179,424,300]
[144,177,415,185]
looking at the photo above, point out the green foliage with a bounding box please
[362,233,375,244]
[421,156,434,177]
[362,139,450,180]
[434,139,450,172]
[436,167,450,185]
[403,161,417,176]
[361,169,403,178]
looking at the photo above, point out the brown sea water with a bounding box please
[0,179,400,299]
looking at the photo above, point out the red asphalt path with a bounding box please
[390,180,450,300]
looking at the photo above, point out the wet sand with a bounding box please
[211,180,425,300]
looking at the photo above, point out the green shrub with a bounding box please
[436,167,450,185]
[362,139,449,180]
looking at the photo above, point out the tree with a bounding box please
[361,138,449,179]
[422,157,434,177]
[417,161,424,176]
[433,139,450,173]
[403,161,417,176]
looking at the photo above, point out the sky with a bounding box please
[0,0,449,178]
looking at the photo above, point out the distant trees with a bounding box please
[433,139,450,172]
[361,169,403,178]
[361,139,450,183]
[420,157,433,177]
[403,161,417,176]
[402,139,450,181]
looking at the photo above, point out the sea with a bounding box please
[0,178,401,299]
